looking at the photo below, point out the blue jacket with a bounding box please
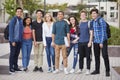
[9,16,23,42]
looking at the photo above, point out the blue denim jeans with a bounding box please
[45,37,55,68]
[9,42,21,70]
[67,43,78,69]
[22,39,32,68]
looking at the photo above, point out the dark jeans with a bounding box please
[45,37,55,68]
[78,42,91,70]
[93,40,110,72]
[22,39,32,68]
[9,42,21,70]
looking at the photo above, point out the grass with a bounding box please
[108,26,120,45]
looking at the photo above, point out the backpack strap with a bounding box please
[88,20,91,29]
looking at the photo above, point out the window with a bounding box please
[110,7,114,10]
[101,7,104,10]
[110,12,114,17]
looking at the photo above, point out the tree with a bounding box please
[3,0,17,20]
[22,0,41,16]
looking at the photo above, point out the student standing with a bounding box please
[32,10,44,72]
[9,7,23,74]
[90,9,110,77]
[77,10,93,75]
[42,13,55,72]
[52,11,70,74]
[22,17,32,71]
[67,16,79,74]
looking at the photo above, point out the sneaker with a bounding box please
[85,69,90,75]
[106,72,110,77]
[47,67,52,73]
[33,66,38,72]
[39,67,43,72]
[23,68,28,72]
[76,69,82,74]
[60,64,64,71]
[53,67,55,71]
[70,69,75,74]
[14,68,22,71]
[9,69,15,74]
[91,70,100,75]
[53,69,59,74]
[64,68,69,75]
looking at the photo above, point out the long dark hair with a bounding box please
[68,16,78,29]
[23,17,32,27]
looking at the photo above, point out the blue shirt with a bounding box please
[92,17,107,44]
[79,21,93,43]
[52,20,69,45]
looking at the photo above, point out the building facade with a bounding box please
[86,1,118,22]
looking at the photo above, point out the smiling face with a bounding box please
[80,12,87,20]
[45,13,52,22]
[57,12,64,20]
[25,18,31,26]
[91,11,98,20]
[69,17,76,25]
[16,9,23,17]
[36,11,43,19]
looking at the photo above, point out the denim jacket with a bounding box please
[9,16,23,42]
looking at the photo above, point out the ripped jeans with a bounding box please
[67,43,78,69]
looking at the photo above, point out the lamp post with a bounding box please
[44,0,46,15]
[98,0,100,10]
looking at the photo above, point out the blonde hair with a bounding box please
[44,13,55,22]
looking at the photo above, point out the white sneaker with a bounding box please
[47,68,52,73]
[64,68,69,75]
[76,69,82,74]
[60,64,64,71]
[85,69,90,75]
[53,69,59,74]
[70,69,75,74]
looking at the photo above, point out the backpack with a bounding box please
[4,17,17,40]
[97,18,111,38]
[4,25,9,40]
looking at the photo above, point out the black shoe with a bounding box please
[91,70,100,75]
[23,68,28,72]
[39,67,43,72]
[33,66,38,72]
[9,69,15,74]
[106,72,110,77]
[53,67,55,71]
[14,68,22,71]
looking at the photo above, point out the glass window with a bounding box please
[110,12,114,17]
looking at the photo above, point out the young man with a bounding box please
[9,7,23,74]
[90,9,110,77]
[52,11,70,74]
[32,10,44,72]
[77,10,93,75]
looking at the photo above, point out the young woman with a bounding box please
[42,13,55,72]
[77,10,93,75]
[22,17,33,71]
[67,16,79,73]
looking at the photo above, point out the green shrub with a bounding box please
[108,26,120,45]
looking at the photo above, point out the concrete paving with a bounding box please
[0,43,120,80]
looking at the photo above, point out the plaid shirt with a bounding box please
[92,17,108,44]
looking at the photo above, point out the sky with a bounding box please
[44,0,80,5]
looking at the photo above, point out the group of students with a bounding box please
[8,7,110,77]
